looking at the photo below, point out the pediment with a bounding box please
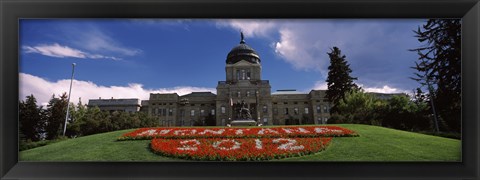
[230,60,260,67]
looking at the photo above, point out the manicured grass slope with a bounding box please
[20,124,460,161]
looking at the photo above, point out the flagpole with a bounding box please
[63,63,76,136]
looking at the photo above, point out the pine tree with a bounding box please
[19,95,44,141]
[410,19,461,132]
[45,93,69,140]
[325,47,359,114]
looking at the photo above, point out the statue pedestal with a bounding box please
[229,119,257,126]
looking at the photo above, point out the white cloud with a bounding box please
[274,27,326,71]
[310,81,409,94]
[19,73,216,107]
[71,26,141,56]
[311,81,328,90]
[23,43,121,60]
[23,43,87,58]
[215,19,277,38]
[218,19,423,91]
[359,84,408,94]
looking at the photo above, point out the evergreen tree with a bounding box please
[410,19,461,132]
[325,47,359,114]
[19,95,44,141]
[45,93,68,140]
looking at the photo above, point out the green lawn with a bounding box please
[19,124,461,161]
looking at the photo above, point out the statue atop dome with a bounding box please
[240,31,245,44]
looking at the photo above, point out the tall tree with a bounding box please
[410,19,461,132]
[19,95,45,141]
[325,47,359,114]
[45,93,68,140]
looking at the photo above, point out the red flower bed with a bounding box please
[118,126,357,140]
[150,137,332,161]
[117,126,357,161]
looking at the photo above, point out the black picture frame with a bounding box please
[1,0,479,179]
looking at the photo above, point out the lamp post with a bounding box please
[63,63,76,136]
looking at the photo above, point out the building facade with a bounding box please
[87,98,141,113]
[88,33,404,126]
[144,34,335,126]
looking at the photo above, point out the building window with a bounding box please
[316,106,321,113]
[285,108,289,115]
[283,102,288,105]
[222,119,226,126]
[318,117,322,124]
[273,108,278,115]
[162,109,167,116]
[169,109,173,116]
[180,109,185,117]
[294,108,299,115]
[324,105,328,113]
[262,105,268,113]
[305,108,309,114]
[247,91,250,97]
[263,118,268,124]
[200,109,205,116]
[190,110,195,116]
[237,91,241,98]
[237,69,251,80]
[221,106,226,114]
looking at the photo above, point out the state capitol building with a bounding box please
[88,33,398,126]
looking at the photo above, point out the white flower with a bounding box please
[177,139,201,151]
[212,139,241,151]
[158,129,172,135]
[273,138,304,151]
[255,139,263,149]
[138,129,157,136]
[198,129,225,135]
[314,127,343,134]
[174,129,197,136]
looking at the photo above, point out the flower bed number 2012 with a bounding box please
[151,137,332,161]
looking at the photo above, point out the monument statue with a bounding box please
[229,100,257,126]
[238,100,252,119]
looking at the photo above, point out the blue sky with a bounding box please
[19,19,427,106]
